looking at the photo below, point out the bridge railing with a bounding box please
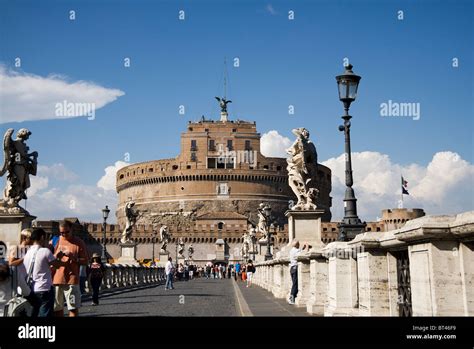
[253,211,474,317]
[84,264,165,293]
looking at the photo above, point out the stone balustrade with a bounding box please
[85,264,165,293]
[253,211,474,316]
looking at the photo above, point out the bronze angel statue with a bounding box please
[0,128,38,212]
[215,96,232,113]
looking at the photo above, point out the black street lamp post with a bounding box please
[101,205,110,264]
[335,64,366,241]
[263,205,273,261]
[152,230,157,266]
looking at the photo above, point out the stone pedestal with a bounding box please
[295,254,311,307]
[283,209,325,255]
[177,256,186,266]
[116,242,139,266]
[324,242,358,316]
[157,252,170,267]
[306,251,328,315]
[0,212,36,248]
[215,239,226,262]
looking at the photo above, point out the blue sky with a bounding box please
[0,0,472,221]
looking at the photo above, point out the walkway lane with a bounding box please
[234,280,312,317]
[80,277,312,317]
[81,278,238,317]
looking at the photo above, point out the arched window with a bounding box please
[218,222,224,230]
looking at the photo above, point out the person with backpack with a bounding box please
[88,253,105,306]
[22,229,63,317]
[246,260,255,288]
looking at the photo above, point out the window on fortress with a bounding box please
[263,165,269,170]
[191,140,197,151]
[119,174,124,179]
[276,166,282,171]
[207,158,216,168]
[149,168,153,172]
[209,139,215,151]
[218,222,224,230]
[172,165,178,170]
[227,140,233,150]
[190,153,197,162]
[245,140,251,150]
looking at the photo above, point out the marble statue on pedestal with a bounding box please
[286,127,319,211]
[241,232,250,260]
[121,200,139,244]
[159,225,170,253]
[257,203,269,242]
[178,237,185,258]
[0,128,38,214]
[188,244,194,259]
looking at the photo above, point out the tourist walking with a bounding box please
[88,253,105,306]
[165,257,175,290]
[52,220,89,317]
[246,260,255,288]
[288,240,308,305]
[206,264,211,279]
[23,229,62,317]
[235,262,241,281]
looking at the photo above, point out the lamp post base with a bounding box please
[337,220,366,241]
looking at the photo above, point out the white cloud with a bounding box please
[322,151,474,221]
[265,4,277,15]
[28,175,49,197]
[37,163,79,182]
[97,161,129,191]
[24,161,128,222]
[0,65,125,123]
[261,130,291,157]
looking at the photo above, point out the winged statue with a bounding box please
[0,128,38,213]
[215,96,232,113]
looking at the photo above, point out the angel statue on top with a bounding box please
[0,128,38,214]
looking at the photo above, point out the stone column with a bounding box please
[272,262,285,298]
[460,242,474,315]
[409,241,465,316]
[356,249,390,316]
[324,242,358,316]
[306,251,328,315]
[386,252,400,316]
[295,253,311,307]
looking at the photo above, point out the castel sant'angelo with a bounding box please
[115,100,332,252]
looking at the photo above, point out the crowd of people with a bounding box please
[0,218,308,317]
[0,220,104,317]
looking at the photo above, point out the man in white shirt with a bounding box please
[23,229,62,317]
[288,240,308,305]
[165,257,175,290]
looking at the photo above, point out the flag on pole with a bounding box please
[401,176,409,195]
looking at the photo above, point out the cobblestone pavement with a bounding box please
[80,277,312,317]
